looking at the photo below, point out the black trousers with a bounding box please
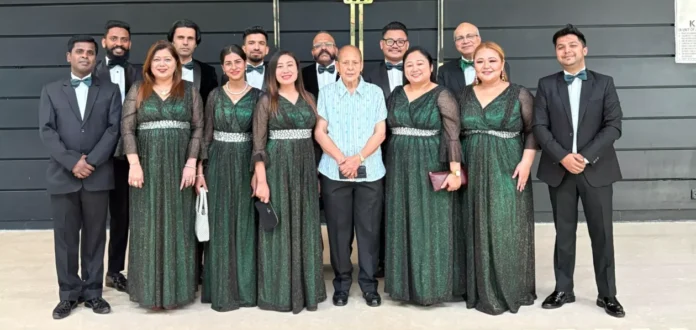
[321,176,383,293]
[51,189,109,301]
[549,173,617,298]
[107,158,129,274]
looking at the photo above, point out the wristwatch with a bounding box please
[358,152,365,163]
[452,170,461,177]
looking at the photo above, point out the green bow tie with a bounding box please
[318,64,335,74]
[70,76,92,88]
[459,59,473,71]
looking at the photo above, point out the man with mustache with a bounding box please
[168,19,218,103]
[93,20,141,294]
[241,26,270,90]
[302,31,340,99]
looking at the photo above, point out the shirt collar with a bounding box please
[564,67,586,76]
[338,76,366,97]
[385,60,403,65]
[71,72,92,81]
[316,61,336,72]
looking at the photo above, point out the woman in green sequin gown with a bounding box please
[458,43,537,315]
[251,51,326,314]
[121,42,203,310]
[384,47,462,305]
[197,46,263,312]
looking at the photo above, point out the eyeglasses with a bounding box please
[312,42,335,49]
[383,38,408,47]
[454,34,479,43]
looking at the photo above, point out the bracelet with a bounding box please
[129,162,140,166]
[196,174,204,177]
[184,164,196,169]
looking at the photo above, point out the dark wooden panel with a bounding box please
[0,99,39,129]
[0,191,51,221]
[531,180,696,212]
[444,0,673,28]
[280,0,436,31]
[0,2,273,36]
[0,160,47,189]
[531,150,696,181]
[0,130,44,159]
[443,26,674,59]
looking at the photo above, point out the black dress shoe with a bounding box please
[597,297,625,318]
[105,272,128,292]
[52,300,78,320]
[332,291,349,306]
[363,292,381,307]
[541,291,575,309]
[85,297,111,314]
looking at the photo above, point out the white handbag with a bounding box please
[195,188,210,242]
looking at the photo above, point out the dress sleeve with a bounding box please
[436,88,463,163]
[187,86,204,159]
[200,88,218,162]
[121,81,140,155]
[251,93,270,168]
[518,86,539,150]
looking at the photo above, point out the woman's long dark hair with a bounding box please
[264,50,317,114]
[138,40,184,107]
[219,44,247,64]
[401,46,437,84]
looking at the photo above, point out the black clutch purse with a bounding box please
[255,200,278,231]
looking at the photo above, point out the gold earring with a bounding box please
[501,71,507,82]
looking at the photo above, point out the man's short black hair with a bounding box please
[382,21,408,37]
[68,35,98,54]
[167,19,202,45]
[243,26,269,43]
[104,20,131,37]
[553,24,587,46]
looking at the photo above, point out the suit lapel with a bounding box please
[378,62,391,98]
[62,81,83,122]
[578,71,595,125]
[193,60,202,91]
[453,67,467,91]
[555,73,573,125]
[82,77,101,126]
[125,64,135,91]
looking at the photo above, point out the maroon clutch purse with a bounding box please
[428,169,468,192]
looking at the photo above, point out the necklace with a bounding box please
[154,86,170,96]
[224,82,249,95]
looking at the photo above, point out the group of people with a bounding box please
[39,17,626,321]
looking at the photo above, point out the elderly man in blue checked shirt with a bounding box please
[314,45,387,308]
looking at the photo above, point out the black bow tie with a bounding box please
[182,61,195,70]
[107,58,128,69]
[318,65,335,74]
[386,62,403,71]
[246,64,264,74]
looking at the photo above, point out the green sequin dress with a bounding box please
[199,87,262,312]
[458,83,537,315]
[121,82,204,309]
[251,94,326,314]
[384,86,462,305]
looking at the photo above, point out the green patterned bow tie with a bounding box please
[459,58,473,71]
[70,76,92,88]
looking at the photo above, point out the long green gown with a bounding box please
[459,83,537,315]
[200,87,262,312]
[251,94,326,314]
[384,85,462,305]
[122,82,203,309]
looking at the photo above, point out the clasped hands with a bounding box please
[561,153,587,174]
[72,155,94,179]
[338,154,362,179]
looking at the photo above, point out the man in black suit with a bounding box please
[437,22,511,96]
[40,35,122,319]
[168,19,218,102]
[302,31,340,99]
[239,25,270,90]
[93,19,141,294]
[363,21,409,278]
[364,21,409,100]
[532,24,625,318]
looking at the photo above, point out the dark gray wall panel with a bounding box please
[615,119,696,149]
[0,99,39,129]
[0,191,51,221]
[0,130,44,159]
[442,26,674,59]
[618,89,696,118]
[0,2,273,36]
[0,160,47,189]
[444,0,673,27]
[534,210,696,223]
[0,0,261,3]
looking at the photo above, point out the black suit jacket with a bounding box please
[436,59,511,97]
[301,63,340,99]
[93,58,142,95]
[363,62,394,100]
[193,59,218,103]
[38,76,122,194]
[532,70,623,188]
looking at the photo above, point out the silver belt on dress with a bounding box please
[464,130,520,138]
[269,129,312,140]
[391,127,439,137]
[137,120,190,130]
[213,131,252,143]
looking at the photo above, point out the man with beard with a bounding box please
[167,19,218,102]
[93,20,141,294]
[302,31,340,99]
[240,26,270,90]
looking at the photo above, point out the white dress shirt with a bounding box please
[316,61,337,90]
[182,61,194,83]
[462,57,476,85]
[71,73,90,119]
[105,57,126,104]
[246,63,265,89]
[565,66,589,163]
[386,61,403,92]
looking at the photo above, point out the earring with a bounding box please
[501,71,507,82]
